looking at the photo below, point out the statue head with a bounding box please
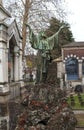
[39,31,47,39]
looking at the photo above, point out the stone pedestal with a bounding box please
[20,81,28,100]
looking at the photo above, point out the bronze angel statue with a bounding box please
[26,24,65,83]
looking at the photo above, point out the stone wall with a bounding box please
[63,48,84,59]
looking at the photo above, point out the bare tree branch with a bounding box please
[21,0,25,6]
[4,0,67,55]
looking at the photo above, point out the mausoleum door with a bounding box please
[8,40,15,82]
[65,57,79,80]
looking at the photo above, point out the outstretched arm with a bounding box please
[48,25,65,41]
[26,23,38,49]
[47,25,65,50]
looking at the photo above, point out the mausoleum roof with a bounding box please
[0,17,14,27]
[4,17,14,26]
[0,4,22,39]
[0,4,11,17]
[62,42,84,48]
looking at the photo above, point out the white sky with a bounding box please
[67,0,84,41]
[3,0,84,42]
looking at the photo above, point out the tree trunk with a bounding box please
[22,0,30,56]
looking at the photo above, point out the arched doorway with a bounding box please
[8,35,16,82]
[65,57,78,80]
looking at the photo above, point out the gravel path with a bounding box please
[75,128,84,130]
[74,110,84,114]
[74,110,84,130]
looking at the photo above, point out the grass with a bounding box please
[67,93,84,110]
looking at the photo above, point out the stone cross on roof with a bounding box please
[0,0,3,6]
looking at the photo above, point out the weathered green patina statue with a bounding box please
[26,24,65,83]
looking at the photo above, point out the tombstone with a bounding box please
[0,3,23,130]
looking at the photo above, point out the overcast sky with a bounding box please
[67,0,84,41]
[3,0,84,42]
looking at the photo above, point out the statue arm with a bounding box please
[48,25,65,40]
[26,24,38,49]
[47,25,65,49]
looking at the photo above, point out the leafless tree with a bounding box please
[4,0,67,55]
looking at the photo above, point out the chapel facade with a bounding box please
[57,42,84,91]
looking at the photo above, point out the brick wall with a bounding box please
[63,48,84,59]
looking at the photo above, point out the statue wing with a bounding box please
[26,24,38,49]
[29,31,38,49]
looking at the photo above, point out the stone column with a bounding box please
[0,56,9,128]
[0,24,9,130]
[60,78,63,89]
[62,61,67,87]
[10,54,14,81]
[19,50,23,81]
[14,53,19,81]
[0,45,9,83]
[78,60,82,79]
[18,41,26,99]
[63,60,66,74]
[65,73,67,82]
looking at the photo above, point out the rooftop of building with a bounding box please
[62,41,84,48]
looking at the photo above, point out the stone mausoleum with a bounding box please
[56,42,84,91]
[0,1,23,129]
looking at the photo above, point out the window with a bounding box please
[65,57,78,80]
